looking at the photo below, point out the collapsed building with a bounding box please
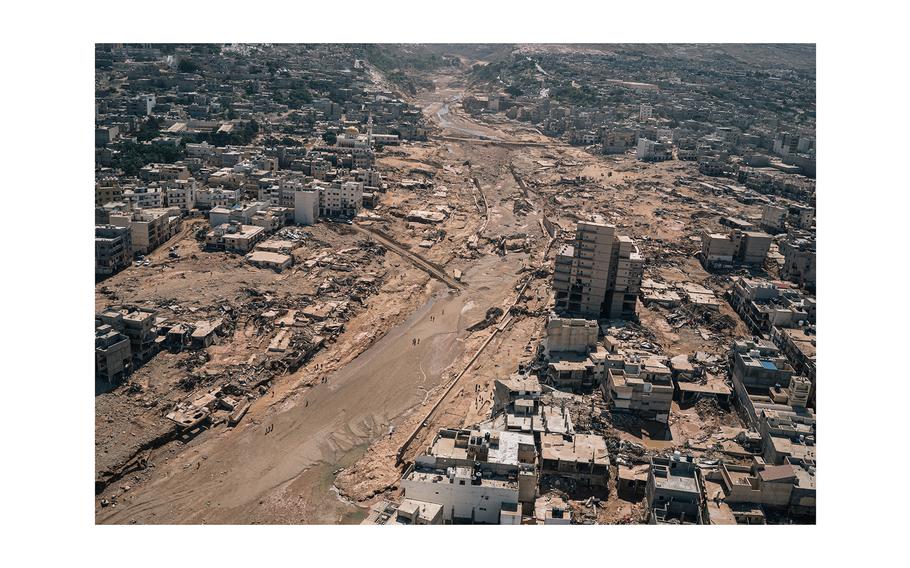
[488,373,574,437]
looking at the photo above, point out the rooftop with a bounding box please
[540,433,609,466]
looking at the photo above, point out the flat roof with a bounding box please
[540,433,609,465]
[247,251,291,264]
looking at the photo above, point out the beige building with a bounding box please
[542,315,598,356]
[700,229,772,269]
[553,220,643,319]
[246,250,293,271]
[205,222,265,253]
[109,207,182,255]
[780,235,816,290]
[539,433,611,487]
[603,356,674,423]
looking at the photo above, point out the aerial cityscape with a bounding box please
[94,43,817,525]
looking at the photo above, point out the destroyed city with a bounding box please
[14,0,910,562]
[90,43,821,527]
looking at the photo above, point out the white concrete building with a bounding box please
[400,464,521,524]
[166,182,196,211]
[399,428,538,524]
[195,187,239,210]
[636,138,672,161]
[320,181,362,218]
[294,189,320,226]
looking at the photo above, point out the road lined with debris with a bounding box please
[343,222,463,290]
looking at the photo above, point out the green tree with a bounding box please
[178,59,200,74]
[321,131,337,145]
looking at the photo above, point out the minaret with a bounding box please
[367,113,374,147]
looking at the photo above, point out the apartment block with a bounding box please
[770,326,816,400]
[700,229,772,269]
[601,128,637,154]
[780,235,816,290]
[729,339,816,434]
[646,454,705,524]
[319,180,363,218]
[95,224,133,278]
[718,458,816,516]
[760,204,788,233]
[205,222,266,253]
[727,277,815,334]
[97,306,159,365]
[127,94,156,116]
[542,315,598,356]
[553,220,643,320]
[539,433,611,487]
[166,182,196,211]
[636,138,672,161]
[759,407,816,466]
[108,207,182,255]
[95,324,132,383]
[603,356,674,423]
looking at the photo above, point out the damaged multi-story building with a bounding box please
[95,306,161,374]
[603,355,674,423]
[553,219,643,320]
[700,229,772,269]
[728,339,816,464]
[107,206,183,256]
[646,453,705,525]
[486,373,574,437]
[539,433,611,487]
[727,277,815,335]
[95,325,132,383]
[779,233,816,291]
[706,457,816,524]
[95,224,133,279]
[770,326,816,398]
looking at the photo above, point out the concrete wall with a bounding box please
[294,190,319,226]
[401,477,519,525]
